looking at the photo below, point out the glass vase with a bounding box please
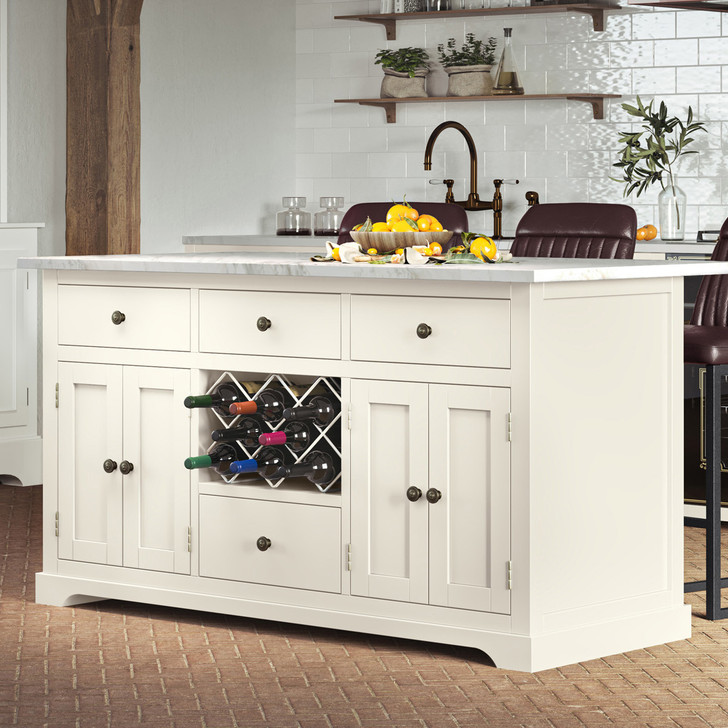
[658,176,687,241]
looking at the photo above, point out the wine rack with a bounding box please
[197,370,342,492]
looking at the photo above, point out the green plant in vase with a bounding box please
[437,33,498,97]
[374,47,430,78]
[612,96,706,241]
[375,47,430,99]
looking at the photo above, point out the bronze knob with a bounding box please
[103,459,117,473]
[111,310,126,325]
[426,488,442,504]
[119,460,134,475]
[416,323,432,339]
[257,316,272,332]
[406,486,422,502]
[256,536,271,551]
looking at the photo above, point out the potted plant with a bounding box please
[374,47,430,99]
[612,96,706,241]
[437,33,498,97]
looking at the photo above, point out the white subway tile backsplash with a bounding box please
[295,3,727,220]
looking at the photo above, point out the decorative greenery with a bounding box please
[374,47,430,77]
[612,96,706,198]
[437,33,498,67]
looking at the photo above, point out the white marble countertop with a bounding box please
[18,251,728,284]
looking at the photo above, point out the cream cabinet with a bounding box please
[0,224,43,486]
[57,361,191,573]
[350,379,511,613]
[28,260,694,673]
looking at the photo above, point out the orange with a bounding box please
[644,224,657,241]
[416,217,431,232]
[332,247,341,261]
[367,248,378,255]
[636,227,647,240]
[470,236,497,261]
[429,220,444,232]
[386,202,419,228]
[430,242,443,255]
[371,222,390,232]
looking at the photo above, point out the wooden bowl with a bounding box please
[350,229,453,254]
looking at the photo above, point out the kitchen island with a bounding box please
[20,252,728,672]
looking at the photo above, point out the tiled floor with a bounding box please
[2,484,728,728]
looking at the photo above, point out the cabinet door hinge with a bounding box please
[347,403,352,431]
[55,512,59,538]
[506,560,513,590]
[187,527,192,553]
[346,543,352,571]
[55,383,59,408]
[507,412,512,442]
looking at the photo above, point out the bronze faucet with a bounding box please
[424,120,540,240]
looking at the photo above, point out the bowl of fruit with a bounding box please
[349,201,452,253]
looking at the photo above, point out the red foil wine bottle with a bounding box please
[258,421,311,453]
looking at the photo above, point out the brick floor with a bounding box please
[2,484,728,727]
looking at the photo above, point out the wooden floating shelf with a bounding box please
[334,93,620,123]
[334,3,622,38]
[628,0,728,11]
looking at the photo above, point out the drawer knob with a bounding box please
[119,460,134,475]
[416,323,432,339]
[406,486,422,502]
[256,536,272,552]
[111,310,126,325]
[257,316,272,332]
[426,488,442,504]
[103,459,117,473]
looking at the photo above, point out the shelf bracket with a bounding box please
[567,95,606,120]
[358,16,396,41]
[580,8,605,32]
[359,100,397,124]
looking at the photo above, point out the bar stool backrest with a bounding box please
[690,219,728,327]
[509,202,637,259]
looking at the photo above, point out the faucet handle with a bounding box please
[493,178,520,186]
[429,179,455,204]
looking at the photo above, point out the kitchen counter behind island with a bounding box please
[20,252,728,672]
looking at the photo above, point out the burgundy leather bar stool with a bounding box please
[684,218,728,620]
[337,202,468,250]
[510,202,637,259]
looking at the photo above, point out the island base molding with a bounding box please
[35,573,690,673]
[0,436,42,486]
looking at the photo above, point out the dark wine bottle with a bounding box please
[272,449,336,487]
[210,417,262,448]
[228,388,292,422]
[258,421,311,453]
[184,381,260,418]
[282,396,336,427]
[228,446,288,475]
[184,442,244,473]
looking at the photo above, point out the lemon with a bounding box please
[371,222,390,232]
[470,236,497,261]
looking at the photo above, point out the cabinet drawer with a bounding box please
[350,295,510,368]
[199,290,341,359]
[58,285,191,351]
[198,495,341,593]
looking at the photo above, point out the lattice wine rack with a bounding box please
[197,371,342,492]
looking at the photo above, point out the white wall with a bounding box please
[140,0,297,251]
[296,0,728,237]
[7,0,65,255]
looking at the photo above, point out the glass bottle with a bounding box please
[184,381,256,419]
[258,422,312,453]
[658,175,687,241]
[314,197,345,236]
[276,197,312,236]
[210,417,263,448]
[184,442,245,474]
[493,28,524,95]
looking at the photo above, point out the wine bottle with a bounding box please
[184,381,260,418]
[258,421,311,453]
[210,416,262,448]
[184,442,245,473]
[228,446,288,475]
[282,396,337,427]
[228,388,292,422]
[272,449,337,487]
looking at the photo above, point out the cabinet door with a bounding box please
[58,362,124,565]
[122,366,191,574]
[428,385,511,614]
[350,379,429,603]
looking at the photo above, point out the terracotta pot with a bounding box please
[380,68,429,99]
[444,64,493,97]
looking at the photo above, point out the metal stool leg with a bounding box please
[684,365,728,619]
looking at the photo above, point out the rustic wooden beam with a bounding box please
[66,0,143,256]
